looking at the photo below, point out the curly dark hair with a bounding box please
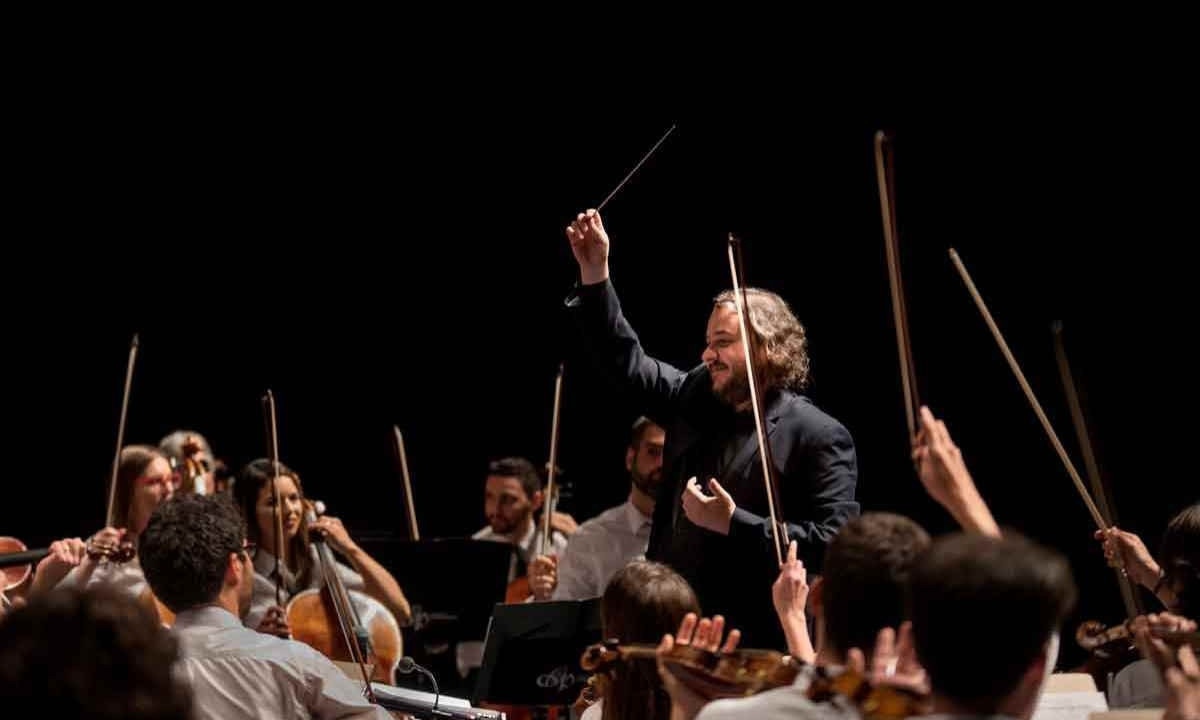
[714,288,811,392]
[139,493,246,612]
[0,586,193,719]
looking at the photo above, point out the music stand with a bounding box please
[358,537,512,641]
[473,598,602,708]
[357,537,513,696]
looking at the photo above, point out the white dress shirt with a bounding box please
[472,521,568,584]
[172,605,390,719]
[552,499,651,601]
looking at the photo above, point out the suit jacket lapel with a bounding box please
[722,392,790,484]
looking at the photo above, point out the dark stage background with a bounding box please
[3,74,1195,668]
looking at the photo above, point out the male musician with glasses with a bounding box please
[139,493,389,719]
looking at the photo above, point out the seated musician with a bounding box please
[32,445,177,602]
[662,407,997,719]
[580,560,702,720]
[667,531,1075,720]
[0,585,192,720]
[454,457,574,680]
[471,456,570,587]
[528,417,663,601]
[1097,502,1199,707]
[907,532,1078,720]
[232,458,411,637]
[139,493,390,719]
[1130,620,1200,720]
[667,512,932,720]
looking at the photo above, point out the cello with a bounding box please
[286,499,402,686]
[260,392,402,688]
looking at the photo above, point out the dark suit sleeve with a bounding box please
[727,420,859,570]
[565,279,689,423]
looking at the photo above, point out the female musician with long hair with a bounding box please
[582,560,701,720]
[30,445,178,600]
[232,458,411,637]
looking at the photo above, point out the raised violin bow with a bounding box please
[1053,321,1143,619]
[106,334,138,529]
[874,131,921,442]
[727,235,787,566]
[393,426,419,542]
[262,390,287,607]
[539,363,565,557]
[948,249,1107,530]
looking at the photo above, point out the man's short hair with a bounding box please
[908,532,1077,713]
[820,512,931,658]
[486,456,542,499]
[0,586,193,719]
[140,494,247,612]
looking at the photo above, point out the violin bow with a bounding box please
[393,426,419,542]
[948,249,1107,530]
[106,334,139,529]
[262,390,287,607]
[1053,322,1143,618]
[873,131,920,443]
[727,235,787,565]
[540,363,565,557]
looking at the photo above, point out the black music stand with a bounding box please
[473,598,602,708]
[357,537,513,696]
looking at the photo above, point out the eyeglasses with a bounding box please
[233,541,258,563]
[137,472,182,489]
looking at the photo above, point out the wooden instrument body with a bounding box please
[287,585,402,683]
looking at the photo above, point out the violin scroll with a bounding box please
[85,535,136,564]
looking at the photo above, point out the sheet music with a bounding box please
[1032,690,1109,720]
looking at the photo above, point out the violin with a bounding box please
[286,500,402,685]
[0,536,36,608]
[581,640,800,700]
[805,665,931,720]
[1077,618,1200,655]
[580,640,928,720]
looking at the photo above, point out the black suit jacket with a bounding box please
[567,279,860,647]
